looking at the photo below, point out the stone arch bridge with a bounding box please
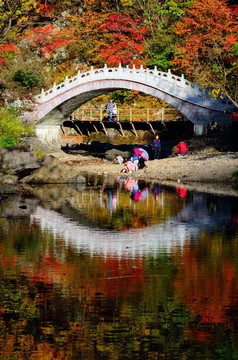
[27,64,234,144]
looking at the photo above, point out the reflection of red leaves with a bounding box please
[231,215,238,224]
[174,247,238,330]
[183,326,212,342]
[99,257,144,298]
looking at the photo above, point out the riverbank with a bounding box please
[49,149,238,197]
[1,134,238,198]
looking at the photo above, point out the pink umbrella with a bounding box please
[133,188,148,202]
[134,148,149,161]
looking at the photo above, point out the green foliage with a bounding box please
[0,107,30,148]
[111,90,136,104]
[13,69,40,89]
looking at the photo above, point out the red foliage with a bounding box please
[22,25,74,58]
[229,5,238,16]
[38,2,56,17]
[0,43,18,65]
[98,13,147,66]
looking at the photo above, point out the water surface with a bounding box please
[0,180,238,359]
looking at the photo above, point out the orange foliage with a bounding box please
[172,0,238,76]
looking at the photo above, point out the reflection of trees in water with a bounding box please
[0,189,238,359]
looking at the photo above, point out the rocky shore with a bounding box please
[49,149,238,197]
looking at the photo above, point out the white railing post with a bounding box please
[53,83,57,96]
[64,76,69,90]
[118,63,122,76]
[153,66,158,76]
[180,73,185,85]
[40,89,45,102]
[104,63,108,76]
[90,66,94,79]
[77,70,81,83]
[132,64,136,79]
[146,67,149,82]
[167,69,171,80]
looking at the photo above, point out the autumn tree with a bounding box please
[172,0,238,108]
[119,0,191,70]
[0,0,41,44]
[96,12,147,66]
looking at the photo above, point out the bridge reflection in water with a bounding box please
[30,187,233,259]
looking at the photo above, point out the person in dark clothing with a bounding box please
[138,156,146,170]
[152,134,161,159]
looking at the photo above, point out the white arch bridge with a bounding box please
[26,64,234,144]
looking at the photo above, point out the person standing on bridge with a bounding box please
[106,99,114,121]
[112,102,118,121]
[152,134,161,160]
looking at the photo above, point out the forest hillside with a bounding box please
[0,0,237,146]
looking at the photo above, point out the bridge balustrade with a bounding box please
[35,64,233,111]
[70,107,184,122]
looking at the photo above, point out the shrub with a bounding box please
[0,107,31,148]
[13,70,40,89]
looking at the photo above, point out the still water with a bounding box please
[0,178,238,359]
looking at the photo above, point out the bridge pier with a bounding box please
[35,125,62,146]
[193,124,207,136]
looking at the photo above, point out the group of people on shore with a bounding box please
[114,152,146,173]
[113,135,188,173]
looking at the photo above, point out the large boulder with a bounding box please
[0,173,18,185]
[21,155,86,184]
[0,144,39,173]
[104,149,130,161]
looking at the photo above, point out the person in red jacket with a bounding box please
[176,142,188,157]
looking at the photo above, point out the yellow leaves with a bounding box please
[17,15,29,24]
[120,0,134,6]
[209,88,222,100]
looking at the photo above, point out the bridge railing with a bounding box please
[69,107,184,122]
[35,64,233,111]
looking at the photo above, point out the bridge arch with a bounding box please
[29,64,234,143]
